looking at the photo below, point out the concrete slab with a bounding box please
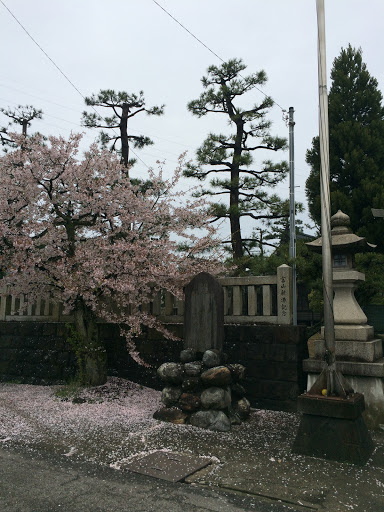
[121,451,211,482]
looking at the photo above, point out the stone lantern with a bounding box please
[293,210,377,462]
[307,210,382,364]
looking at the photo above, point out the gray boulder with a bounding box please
[184,362,202,377]
[153,407,188,424]
[228,406,242,425]
[182,376,201,392]
[231,382,246,398]
[233,397,251,420]
[202,349,221,368]
[161,386,182,406]
[180,348,197,363]
[201,366,232,387]
[157,362,184,384]
[227,363,246,382]
[190,410,231,432]
[179,393,201,412]
[201,387,231,410]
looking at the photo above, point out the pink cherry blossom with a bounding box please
[0,133,225,362]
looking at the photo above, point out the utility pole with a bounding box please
[288,107,297,325]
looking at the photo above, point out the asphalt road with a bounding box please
[0,447,307,512]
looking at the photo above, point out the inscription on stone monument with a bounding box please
[184,272,224,352]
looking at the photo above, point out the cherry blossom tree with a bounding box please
[0,133,223,385]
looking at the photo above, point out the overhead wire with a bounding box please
[0,0,87,105]
[0,81,197,151]
[1,0,297,182]
[151,0,287,113]
[0,82,83,113]
[0,0,151,169]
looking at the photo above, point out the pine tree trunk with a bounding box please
[73,299,107,386]
[120,103,129,170]
[230,132,244,260]
[230,201,243,259]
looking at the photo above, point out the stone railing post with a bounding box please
[0,286,7,321]
[232,285,242,316]
[277,264,293,325]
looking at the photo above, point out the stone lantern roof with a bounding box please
[306,210,376,253]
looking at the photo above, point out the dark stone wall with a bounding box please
[224,325,308,412]
[363,305,384,335]
[101,323,183,390]
[0,321,307,411]
[0,322,76,384]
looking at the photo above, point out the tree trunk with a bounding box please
[230,169,243,260]
[73,299,107,386]
[230,124,244,260]
[120,103,129,171]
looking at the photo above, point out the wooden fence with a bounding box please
[0,265,293,326]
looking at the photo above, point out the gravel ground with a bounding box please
[1,378,384,512]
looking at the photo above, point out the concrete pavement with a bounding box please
[0,447,311,512]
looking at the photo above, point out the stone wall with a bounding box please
[101,323,183,389]
[0,322,76,384]
[224,325,308,411]
[0,321,307,411]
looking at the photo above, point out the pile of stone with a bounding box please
[153,348,250,432]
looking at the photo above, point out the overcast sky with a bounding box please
[1,0,384,240]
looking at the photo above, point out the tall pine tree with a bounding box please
[1,105,43,149]
[306,45,384,249]
[81,90,164,172]
[185,59,288,261]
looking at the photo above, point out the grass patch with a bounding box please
[54,378,84,401]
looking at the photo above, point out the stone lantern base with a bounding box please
[303,359,384,428]
[292,393,374,465]
[308,329,383,363]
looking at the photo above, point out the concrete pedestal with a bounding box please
[292,393,374,465]
[304,362,384,429]
[332,270,367,325]
[309,336,383,363]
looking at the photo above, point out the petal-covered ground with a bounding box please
[1,378,384,512]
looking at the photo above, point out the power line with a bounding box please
[0,0,153,169]
[0,0,87,104]
[2,0,290,172]
[152,0,224,63]
[152,0,287,113]
[0,82,83,112]
[0,81,197,150]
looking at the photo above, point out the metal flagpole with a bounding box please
[317,0,335,363]
[309,0,352,397]
[292,1,372,465]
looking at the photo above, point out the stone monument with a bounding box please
[153,273,250,431]
[183,272,224,353]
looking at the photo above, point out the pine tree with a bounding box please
[185,59,288,261]
[0,105,43,148]
[81,89,164,172]
[306,45,384,249]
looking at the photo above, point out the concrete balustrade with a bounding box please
[0,265,293,326]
